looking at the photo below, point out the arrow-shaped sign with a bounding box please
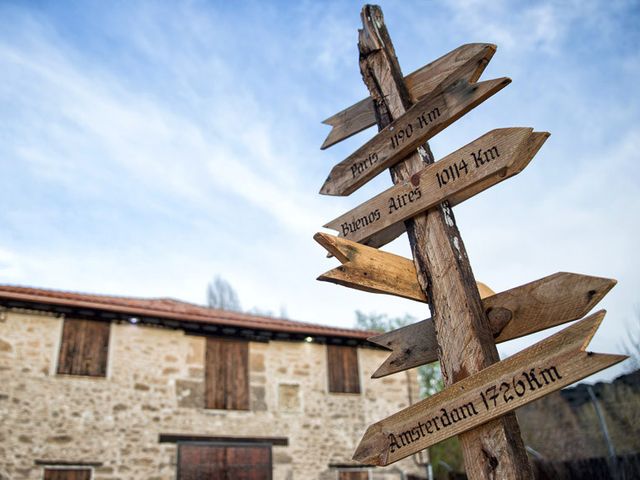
[359,129,549,249]
[324,128,547,244]
[320,59,510,196]
[368,272,616,377]
[353,311,627,466]
[321,43,496,150]
[313,232,495,302]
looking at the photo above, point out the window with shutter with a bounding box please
[57,318,110,377]
[205,337,249,410]
[327,345,360,394]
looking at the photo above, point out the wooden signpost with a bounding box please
[353,311,626,466]
[313,5,626,478]
[314,232,495,302]
[321,43,497,149]
[319,61,510,196]
[324,128,546,245]
[367,273,617,378]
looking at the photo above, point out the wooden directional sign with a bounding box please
[367,272,617,378]
[319,62,511,196]
[361,129,549,249]
[314,232,495,302]
[324,128,547,244]
[353,311,627,466]
[321,43,496,149]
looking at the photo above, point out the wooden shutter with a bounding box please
[57,318,110,377]
[44,469,92,480]
[327,345,360,394]
[178,444,271,480]
[205,337,249,410]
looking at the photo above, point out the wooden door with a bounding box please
[43,469,92,480]
[338,471,369,480]
[178,443,271,480]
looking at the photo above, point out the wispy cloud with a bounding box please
[0,0,638,381]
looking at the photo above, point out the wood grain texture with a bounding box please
[178,444,271,480]
[351,130,549,249]
[321,43,496,149]
[368,272,617,377]
[314,232,494,303]
[327,344,361,394]
[44,469,92,480]
[353,311,627,466]
[205,337,249,410]
[320,74,510,196]
[57,318,110,377]
[355,6,532,478]
[324,128,545,244]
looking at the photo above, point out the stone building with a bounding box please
[0,285,423,480]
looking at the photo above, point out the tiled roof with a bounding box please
[0,285,375,340]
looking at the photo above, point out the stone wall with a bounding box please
[0,308,423,480]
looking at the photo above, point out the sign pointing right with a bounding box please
[319,57,510,196]
[353,311,627,466]
[324,128,548,245]
[320,43,497,149]
[368,272,617,378]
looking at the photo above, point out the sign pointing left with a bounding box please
[314,232,494,303]
[353,311,627,466]
[320,43,497,149]
[319,68,510,196]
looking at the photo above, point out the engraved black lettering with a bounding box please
[471,149,485,167]
[418,421,428,436]
[480,390,489,410]
[513,376,526,396]
[450,408,460,423]
[459,402,478,419]
[388,433,401,453]
[501,382,514,402]
[540,366,562,384]
[486,385,499,407]
[523,369,543,390]
[388,197,399,214]
[441,408,451,427]
[351,153,378,178]
[432,416,440,431]
[399,431,413,446]
[484,145,499,162]
[416,107,441,129]
[426,420,433,433]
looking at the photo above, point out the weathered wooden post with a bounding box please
[315,4,626,479]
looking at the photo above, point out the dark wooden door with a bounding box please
[43,469,92,480]
[178,444,271,480]
[338,471,369,480]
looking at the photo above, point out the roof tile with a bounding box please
[0,285,376,340]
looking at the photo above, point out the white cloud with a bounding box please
[0,0,637,384]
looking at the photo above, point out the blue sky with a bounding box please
[1,0,638,380]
